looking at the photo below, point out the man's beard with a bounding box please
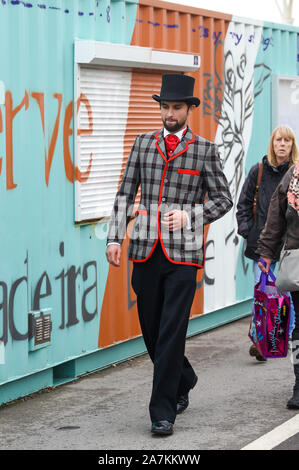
[163,118,187,133]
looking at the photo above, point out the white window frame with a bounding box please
[272,74,299,138]
[74,40,200,223]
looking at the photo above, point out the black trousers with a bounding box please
[131,241,198,424]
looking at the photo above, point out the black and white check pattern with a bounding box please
[107,127,233,267]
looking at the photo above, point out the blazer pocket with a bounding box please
[135,209,148,215]
[177,168,200,176]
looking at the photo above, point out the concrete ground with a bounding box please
[0,316,298,450]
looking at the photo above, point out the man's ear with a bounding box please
[188,105,196,115]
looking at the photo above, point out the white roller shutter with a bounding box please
[75,67,132,222]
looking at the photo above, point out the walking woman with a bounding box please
[257,155,299,409]
[237,125,299,361]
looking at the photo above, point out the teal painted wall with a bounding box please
[0,0,138,389]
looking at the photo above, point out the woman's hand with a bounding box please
[258,257,272,273]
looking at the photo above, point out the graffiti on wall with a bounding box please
[0,242,98,345]
[217,54,271,200]
[203,24,272,308]
[0,90,94,189]
[135,16,274,52]
[1,0,113,22]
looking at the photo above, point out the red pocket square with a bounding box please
[135,209,148,215]
[177,168,200,176]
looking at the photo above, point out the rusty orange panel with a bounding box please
[137,0,231,20]
[131,2,231,142]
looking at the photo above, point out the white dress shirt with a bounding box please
[163,127,187,141]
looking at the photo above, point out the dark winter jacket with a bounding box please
[257,165,299,259]
[236,155,290,261]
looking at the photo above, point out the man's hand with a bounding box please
[161,210,187,231]
[106,244,121,267]
[258,257,272,273]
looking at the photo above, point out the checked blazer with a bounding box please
[107,126,233,267]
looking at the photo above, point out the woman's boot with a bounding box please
[249,344,267,362]
[287,364,299,408]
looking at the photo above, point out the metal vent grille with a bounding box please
[28,309,52,351]
[34,313,52,346]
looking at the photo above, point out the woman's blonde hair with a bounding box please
[267,125,299,167]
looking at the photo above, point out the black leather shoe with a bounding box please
[176,374,198,414]
[287,388,299,409]
[151,420,173,436]
[176,394,189,414]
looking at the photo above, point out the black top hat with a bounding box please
[152,74,200,107]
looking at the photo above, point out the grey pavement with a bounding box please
[0,316,298,450]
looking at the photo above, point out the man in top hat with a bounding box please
[106,74,232,436]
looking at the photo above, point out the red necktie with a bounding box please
[165,134,180,157]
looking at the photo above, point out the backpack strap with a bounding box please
[253,162,263,221]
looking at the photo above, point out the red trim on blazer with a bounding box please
[157,161,169,239]
[177,168,200,176]
[130,238,159,263]
[158,236,204,268]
